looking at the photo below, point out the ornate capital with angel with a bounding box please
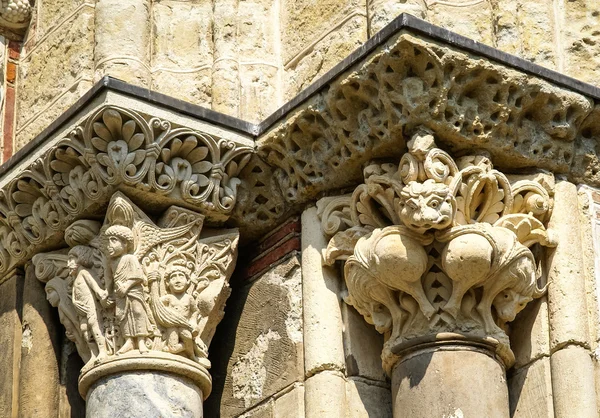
[34,192,239,370]
[318,128,556,371]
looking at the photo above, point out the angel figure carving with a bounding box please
[104,225,155,354]
[148,264,208,362]
[68,245,109,362]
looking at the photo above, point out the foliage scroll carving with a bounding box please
[318,128,556,372]
[0,105,252,277]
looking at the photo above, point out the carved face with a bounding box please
[369,302,392,334]
[46,288,60,307]
[167,270,190,294]
[107,236,127,257]
[399,180,455,233]
[493,289,532,322]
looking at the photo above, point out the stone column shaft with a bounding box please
[94,0,152,85]
[547,181,599,418]
[392,346,509,418]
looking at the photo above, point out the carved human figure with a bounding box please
[68,245,109,361]
[46,276,91,362]
[159,265,201,360]
[104,225,154,354]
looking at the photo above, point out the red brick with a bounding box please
[253,218,300,257]
[242,237,301,279]
[3,86,15,162]
[8,41,21,60]
[6,62,16,85]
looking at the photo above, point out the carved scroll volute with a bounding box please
[34,192,239,397]
[319,129,556,373]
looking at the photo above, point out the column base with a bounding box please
[392,342,509,418]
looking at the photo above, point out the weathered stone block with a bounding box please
[151,0,213,106]
[561,0,600,87]
[510,296,551,369]
[16,7,94,149]
[284,14,367,100]
[342,303,386,382]
[429,3,494,46]
[517,0,557,69]
[240,65,280,123]
[509,357,554,418]
[36,0,92,40]
[273,384,304,418]
[216,256,304,417]
[345,379,392,418]
[281,0,365,65]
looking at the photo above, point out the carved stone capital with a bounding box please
[319,129,556,373]
[34,192,238,398]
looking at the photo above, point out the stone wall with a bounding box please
[3,0,600,160]
[0,266,85,417]
[207,215,392,417]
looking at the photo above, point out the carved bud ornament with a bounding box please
[34,192,238,397]
[318,129,556,373]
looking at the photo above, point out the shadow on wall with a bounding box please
[203,259,252,418]
[506,296,544,417]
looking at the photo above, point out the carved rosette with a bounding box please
[318,128,556,373]
[33,192,239,398]
[0,105,252,278]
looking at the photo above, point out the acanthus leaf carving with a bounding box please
[0,105,252,277]
[319,128,556,373]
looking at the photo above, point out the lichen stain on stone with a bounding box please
[21,322,33,353]
[232,330,282,408]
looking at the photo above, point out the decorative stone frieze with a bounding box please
[0,103,252,276]
[318,128,556,373]
[33,192,238,401]
[253,32,597,236]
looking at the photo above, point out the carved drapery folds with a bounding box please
[0,105,252,278]
[319,129,556,373]
[33,192,239,398]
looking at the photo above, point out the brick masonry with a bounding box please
[237,216,301,282]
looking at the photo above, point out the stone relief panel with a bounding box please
[318,129,556,372]
[33,192,239,397]
[0,104,252,277]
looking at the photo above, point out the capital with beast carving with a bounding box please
[318,128,556,373]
